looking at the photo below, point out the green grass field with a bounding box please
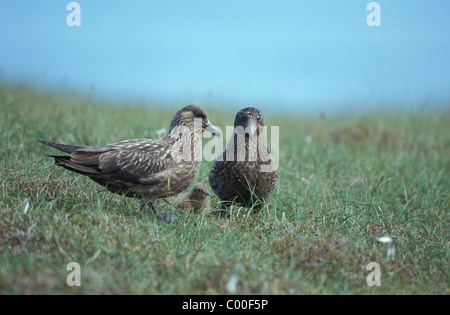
[0,83,448,294]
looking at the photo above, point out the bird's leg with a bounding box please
[219,202,232,218]
[140,199,179,223]
[140,201,155,214]
[221,196,241,218]
[158,211,180,223]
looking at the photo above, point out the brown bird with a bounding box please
[173,182,211,213]
[39,105,221,211]
[208,107,278,216]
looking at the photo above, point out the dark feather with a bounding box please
[50,155,102,175]
[38,139,82,154]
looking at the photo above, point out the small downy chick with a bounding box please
[173,183,211,213]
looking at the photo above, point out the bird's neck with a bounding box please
[166,125,203,163]
[189,192,203,200]
[222,131,270,164]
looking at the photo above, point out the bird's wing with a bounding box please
[92,139,177,186]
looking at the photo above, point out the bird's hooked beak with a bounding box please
[245,123,257,139]
[204,191,210,197]
[203,121,221,137]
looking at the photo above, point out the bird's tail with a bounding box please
[37,139,82,154]
[38,139,103,175]
[49,155,102,175]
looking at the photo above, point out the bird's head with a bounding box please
[190,182,210,199]
[169,105,221,137]
[234,107,264,139]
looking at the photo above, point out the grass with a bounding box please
[0,83,448,294]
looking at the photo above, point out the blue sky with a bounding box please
[1,1,449,113]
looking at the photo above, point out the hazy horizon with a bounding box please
[1,1,449,114]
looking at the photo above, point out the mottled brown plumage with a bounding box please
[173,182,211,213]
[209,107,278,214]
[39,105,220,211]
